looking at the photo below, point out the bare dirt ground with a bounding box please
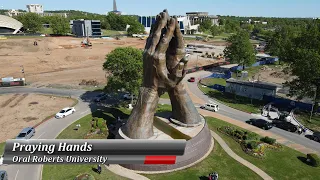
[0,93,75,142]
[256,65,294,85]
[0,37,223,89]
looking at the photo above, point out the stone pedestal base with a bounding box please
[116,116,213,172]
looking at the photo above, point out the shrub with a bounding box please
[92,118,98,129]
[96,118,105,129]
[100,127,108,134]
[261,136,276,145]
[244,132,260,141]
[246,141,259,149]
[307,153,320,167]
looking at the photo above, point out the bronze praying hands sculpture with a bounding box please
[121,10,202,139]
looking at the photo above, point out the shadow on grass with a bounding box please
[199,176,208,180]
[297,156,314,167]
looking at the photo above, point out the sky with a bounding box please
[0,0,319,18]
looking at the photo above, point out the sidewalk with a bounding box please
[210,130,273,180]
[184,83,319,155]
[105,164,150,180]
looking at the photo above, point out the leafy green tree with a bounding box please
[219,18,225,26]
[16,13,43,33]
[241,23,254,32]
[225,19,240,33]
[199,19,213,32]
[103,47,143,100]
[210,25,222,38]
[265,25,300,64]
[51,16,70,35]
[127,21,145,36]
[106,12,127,31]
[223,30,256,69]
[282,24,320,114]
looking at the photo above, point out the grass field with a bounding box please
[0,142,5,155]
[198,84,263,113]
[160,92,170,99]
[206,117,320,180]
[102,30,122,36]
[200,78,227,86]
[295,111,320,132]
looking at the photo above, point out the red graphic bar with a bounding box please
[144,156,176,164]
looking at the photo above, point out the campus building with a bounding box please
[6,5,67,18]
[138,15,199,34]
[186,12,219,26]
[71,20,102,37]
[0,15,23,34]
[225,78,280,100]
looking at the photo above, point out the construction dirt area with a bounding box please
[0,37,225,89]
[0,93,75,142]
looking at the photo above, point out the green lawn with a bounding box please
[102,30,121,36]
[206,117,320,180]
[200,78,227,86]
[40,28,53,34]
[144,143,262,180]
[160,92,170,99]
[0,142,5,155]
[198,84,263,113]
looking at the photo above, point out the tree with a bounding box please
[199,19,212,32]
[223,30,256,69]
[106,12,127,31]
[282,24,320,115]
[103,47,143,100]
[127,21,145,36]
[16,13,42,33]
[225,19,240,33]
[265,25,299,64]
[219,18,225,26]
[210,25,222,38]
[51,16,70,35]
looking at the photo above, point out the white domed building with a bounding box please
[0,15,23,34]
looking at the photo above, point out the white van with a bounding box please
[201,103,219,112]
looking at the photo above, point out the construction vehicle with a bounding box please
[115,36,121,40]
[81,29,92,47]
[203,35,210,42]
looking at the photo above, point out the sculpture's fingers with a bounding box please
[144,16,160,50]
[148,10,169,54]
[173,17,185,55]
[155,17,176,55]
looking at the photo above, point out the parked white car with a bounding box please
[201,103,219,112]
[55,107,75,119]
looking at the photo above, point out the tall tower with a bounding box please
[113,0,117,12]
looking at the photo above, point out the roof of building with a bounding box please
[220,64,239,69]
[0,15,23,31]
[226,78,280,90]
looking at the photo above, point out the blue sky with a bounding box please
[0,0,319,17]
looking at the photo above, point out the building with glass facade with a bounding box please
[137,16,199,35]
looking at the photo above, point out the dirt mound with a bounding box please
[270,71,285,78]
[79,79,100,86]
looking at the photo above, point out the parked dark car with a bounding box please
[246,119,273,130]
[188,77,195,82]
[272,120,298,132]
[311,131,320,142]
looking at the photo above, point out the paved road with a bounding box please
[184,71,320,155]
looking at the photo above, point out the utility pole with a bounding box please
[309,87,317,122]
